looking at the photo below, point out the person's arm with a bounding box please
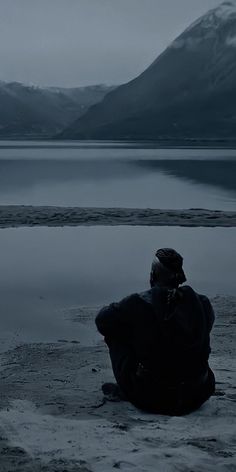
[199,295,215,332]
[95,295,136,342]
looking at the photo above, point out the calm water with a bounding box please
[0,141,235,209]
[0,142,235,345]
[0,226,235,344]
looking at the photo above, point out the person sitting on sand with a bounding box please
[95,248,215,415]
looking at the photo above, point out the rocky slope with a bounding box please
[60,1,236,140]
[0,82,114,138]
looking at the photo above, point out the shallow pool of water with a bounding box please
[0,226,235,343]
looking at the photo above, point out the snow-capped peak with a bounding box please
[169,1,236,50]
[215,1,236,20]
[186,1,236,32]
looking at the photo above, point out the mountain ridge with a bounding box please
[59,1,236,141]
[0,82,115,138]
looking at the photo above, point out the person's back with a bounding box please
[96,248,215,415]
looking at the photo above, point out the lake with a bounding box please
[0,142,235,345]
[0,141,236,209]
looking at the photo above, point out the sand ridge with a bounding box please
[0,206,236,228]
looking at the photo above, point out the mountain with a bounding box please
[0,82,114,138]
[59,1,236,141]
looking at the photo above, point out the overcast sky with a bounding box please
[0,0,222,88]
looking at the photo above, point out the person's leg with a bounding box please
[105,339,130,383]
[104,341,216,414]
[106,345,178,413]
[103,338,136,401]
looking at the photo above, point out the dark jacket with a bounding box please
[96,285,215,384]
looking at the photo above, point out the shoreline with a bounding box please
[1,139,236,150]
[0,296,235,471]
[1,206,236,228]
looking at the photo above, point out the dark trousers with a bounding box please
[106,339,215,416]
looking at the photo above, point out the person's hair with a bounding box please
[150,248,186,289]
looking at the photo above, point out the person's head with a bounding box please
[150,248,186,289]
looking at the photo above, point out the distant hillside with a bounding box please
[59,1,236,141]
[0,82,114,138]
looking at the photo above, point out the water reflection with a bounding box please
[0,156,235,209]
[135,160,236,195]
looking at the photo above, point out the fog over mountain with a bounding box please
[0,82,114,138]
[60,1,236,141]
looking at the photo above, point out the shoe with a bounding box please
[102,383,126,402]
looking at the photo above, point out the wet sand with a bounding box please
[0,297,235,472]
[1,206,236,228]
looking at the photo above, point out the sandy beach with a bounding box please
[1,206,236,228]
[0,296,235,472]
[1,1,236,470]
